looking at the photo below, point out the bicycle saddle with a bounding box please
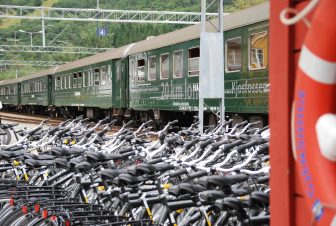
[214,197,249,210]
[0,150,25,159]
[54,158,69,168]
[118,173,146,185]
[250,191,269,207]
[199,174,249,187]
[99,169,128,180]
[86,152,121,163]
[51,147,85,156]
[74,161,94,173]
[24,153,55,160]
[25,159,54,168]
[199,190,226,201]
[178,183,206,195]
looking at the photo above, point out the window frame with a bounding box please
[83,70,88,87]
[100,66,107,86]
[56,77,61,90]
[225,37,242,73]
[63,75,67,89]
[248,31,268,71]
[116,61,121,81]
[173,50,184,79]
[94,68,100,86]
[160,53,170,80]
[73,73,78,89]
[39,80,43,92]
[107,65,112,85]
[60,77,64,90]
[147,56,157,81]
[137,59,146,82]
[77,72,83,88]
[188,46,200,77]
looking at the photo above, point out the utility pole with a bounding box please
[41,7,46,47]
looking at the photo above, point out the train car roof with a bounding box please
[19,67,58,82]
[129,1,269,54]
[16,44,133,81]
[55,44,134,74]
[0,78,20,85]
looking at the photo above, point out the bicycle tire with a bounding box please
[0,128,11,145]
[1,208,23,226]
[8,214,28,226]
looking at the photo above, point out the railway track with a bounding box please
[0,112,128,135]
[0,112,63,126]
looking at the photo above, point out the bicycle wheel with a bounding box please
[0,128,11,145]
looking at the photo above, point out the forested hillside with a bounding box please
[0,0,267,79]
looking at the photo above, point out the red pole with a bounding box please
[269,1,295,225]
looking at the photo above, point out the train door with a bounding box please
[112,59,122,108]
[120,58,128,108]
[47,75,53,106]
[17,83,21,106]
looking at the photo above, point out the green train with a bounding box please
[0,2,269,125]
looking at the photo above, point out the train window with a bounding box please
[188,47,200,76]
[73,73,78,88]
[148,56,156,81]
[83,71,88,87]
[226,38,242,72]
[88,69,93,86]
[68,75,72,89]
[39,81,42,92]
[56,77,61,90]
[160,53,169,80]
[107,65,112,85]
[23,83,28,94]
[116,61,121,81]
[60,77,64,90]
[101,66,107,86]
[137,59,145,82]
[249,31,268,70]
[78,72,83,88]
[173,50,183,78]
[63,76,67,89]
[9,86,14,94]
[94,68,100,86]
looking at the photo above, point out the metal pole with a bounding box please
[220,0,225,123]
[42,7,46,47]
[30,32,32,47]
[201,0,206,33]
[97,0,100,9]
[199,0,207,133]
[219,0,223,33]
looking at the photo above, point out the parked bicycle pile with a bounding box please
[0,116,270,226]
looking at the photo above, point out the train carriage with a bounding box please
[0,79,21,109]
[20,69,53,113]
[128,2,269,124]
[51,44,132,118]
